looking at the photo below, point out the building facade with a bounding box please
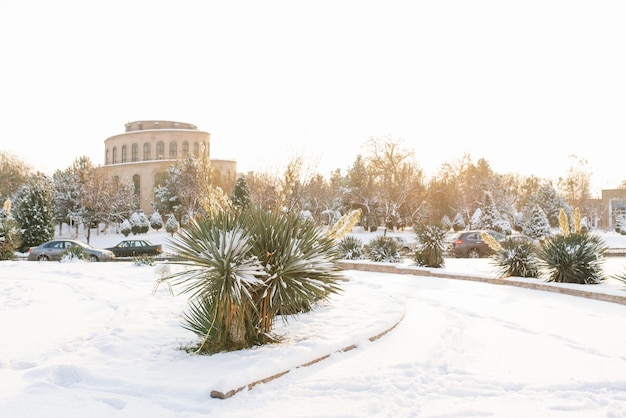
[103,120,237,214]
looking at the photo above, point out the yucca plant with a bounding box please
[61,246,86,262]
[365,236,401,263]
[412,223,446,268]
[538,233,607,284]
[338,235,364,260]
[243,208,343,321]
[165,207,343,354]
[491,238,540,278]
[166,211,267,353]
[538,208,607,284]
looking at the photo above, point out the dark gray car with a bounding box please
[28,239,115,262]
[446,230,506,258]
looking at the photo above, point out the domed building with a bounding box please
[103,120,237,214]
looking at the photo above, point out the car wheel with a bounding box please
[90,255,99,262]
[37,255,49,261]
[468,248,480,258]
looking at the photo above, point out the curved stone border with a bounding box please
[339,261,626,306]
[210,311,405,399]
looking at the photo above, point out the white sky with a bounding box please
[1,1,625,195]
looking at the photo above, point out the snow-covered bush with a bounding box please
[364,236,401,263]
[61,246,86,262]
[165,208,343,354]
[522,206,551,239]
[165,214,179,236]
[538,209,607,284]
[491,238,539,278]
[452,212,465,231]
[338,235,364,260]
[130,211,150,235]
[120,219,132,237]
[412,223,446,268]
[150,212,163,231]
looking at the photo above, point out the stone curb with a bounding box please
[210,310,405,399]
[339,261,626,306]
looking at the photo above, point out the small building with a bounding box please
[102,120,237,214]
[601,188,626,230]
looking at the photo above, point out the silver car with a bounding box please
[28,239,115,262]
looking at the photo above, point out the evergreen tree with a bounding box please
[150,211,163,231]
[479,192,503,232]
[231,176,250,210]
[469,208,482,229]
[12,174,55,252]
[165,214,179,236]
[452,212,465,231]
[523,205,551,239]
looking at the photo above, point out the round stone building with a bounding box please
[103,120,237,214]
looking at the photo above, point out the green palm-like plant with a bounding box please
[244,208,343,322]
[166,208,343,354]
[167,212,267,353]
[365,236,401,263]
[412,223,446,268]
[538,232,607,284]
[338,235,364,260]
[491,238,539,278]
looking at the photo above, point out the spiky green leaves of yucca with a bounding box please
[338,235,364,260]
[538,232,607,284]
[412,223,446,268]
[491,238,539,278]
[166,208,343,354]
[365,236,401,263]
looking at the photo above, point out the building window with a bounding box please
[182,141,189,158]
[193,142,199,157]
[106,149,110,165]
[132,174,140,198]
[143,143,151,161]
[156,141,164,160]
[121,145,127,163]
[131,143,138,162]
[169,141,177,158]
[112,147,118,164]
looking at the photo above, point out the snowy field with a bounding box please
[1,229,626,417]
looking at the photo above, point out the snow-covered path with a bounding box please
[222,271,626,418]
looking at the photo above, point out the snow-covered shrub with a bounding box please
[61,246,86,262]
[469,208,482,230]
[412,223,446,268]
[338,235,364,260]
[522,206,551,239]
[364,236,400,263]
[441,215,452,231]
[165,214,179,236]
[538,209,607,284]
[130,211,150,234]
[150,212,163,231]
[165,208,343,354]
[452,212,465,231]
[491,238,539,278]
[539,232,607,284]
[120,219,132,237]
[133,255,155,266]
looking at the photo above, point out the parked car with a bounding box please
[446,230,506,258]
[28,239,115,262]
[106,239,162,257]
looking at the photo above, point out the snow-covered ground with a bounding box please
[1,229,626,417]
